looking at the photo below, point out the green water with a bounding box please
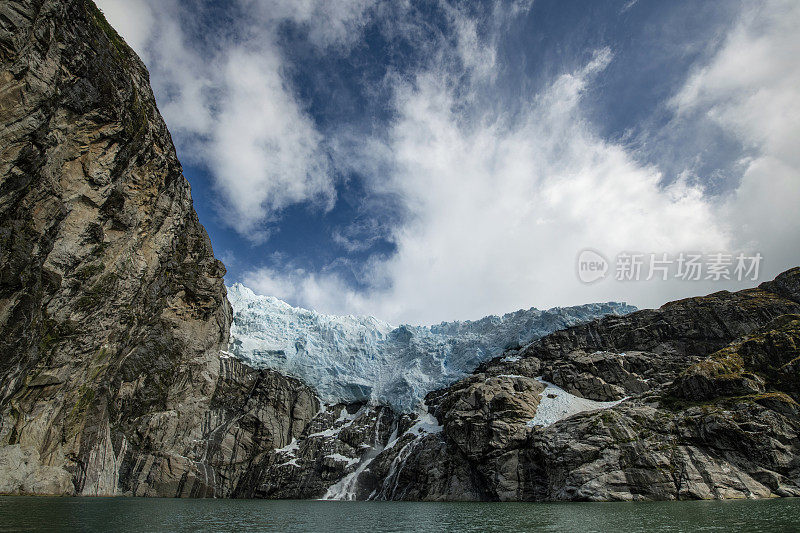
[0,496,798,532]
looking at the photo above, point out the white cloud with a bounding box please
[241,0,374,49]
[372,53,731,323]
[445,3,497,81]
[244,46,731,324]
[243,265,372,319]
[209,48,333,237]
[620,0,639,15]
[100,0,800,325]
[96,0,347,239]
[243,1,800,325]
[673,0,800,277]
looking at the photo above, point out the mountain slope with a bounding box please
[2,0,799,503]
[360,268,800,501]
[220,269,800,501]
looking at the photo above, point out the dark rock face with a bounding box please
[234,402,405,500]
[362,268,800,501]
[0,0,321,496]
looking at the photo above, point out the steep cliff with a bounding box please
[0,0,319,496]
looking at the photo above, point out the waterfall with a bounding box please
[323,412,397,501]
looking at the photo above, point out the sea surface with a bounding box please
[1,496,798,532]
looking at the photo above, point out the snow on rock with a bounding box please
[529,379,626,427]
[325,454,360,468]
[406,407,443,437]
[227,283,635,412]
[275,439,299,457]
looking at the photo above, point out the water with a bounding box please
[0,497,798,532]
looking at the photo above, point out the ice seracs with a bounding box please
[227,283,635,412]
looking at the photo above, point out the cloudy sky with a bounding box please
[98,0,800,325]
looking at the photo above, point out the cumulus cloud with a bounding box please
[100,0,799,325]
[95,0,358,238]
[241,45,727,323]
[241,1,799,325]
[672,0,800,278]
[209,48,333,237]
[374,51,728,322]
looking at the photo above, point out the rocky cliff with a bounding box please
[1,0,799,502]
[196,269,800,502]
[0,0,320,496]
[360,268,800,501]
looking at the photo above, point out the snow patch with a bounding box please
[529,379,625,428]
[406,408,442,437]
[325,454,360,468]
[275,438,299,456]
[308,427,341,439]
[335,409,357,424]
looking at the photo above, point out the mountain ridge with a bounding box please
[228,282,635,410]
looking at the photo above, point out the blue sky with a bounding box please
[99,0,800,324]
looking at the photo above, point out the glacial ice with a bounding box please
[227,283,636,412]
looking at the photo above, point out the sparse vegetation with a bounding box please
[83,0,130,59]
[76,272,119,311]
[74,262,105,282]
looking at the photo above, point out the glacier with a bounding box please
[227,283,636,412]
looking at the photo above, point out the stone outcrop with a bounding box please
[235,402,404,499]
[361,268,800,501]
[0,0,320,497]
[241,273,800,501]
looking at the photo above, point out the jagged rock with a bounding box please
[365,268,800,501]
[234,403,402,499]
[366,433,482,501]
[430,374,543,461]
[671,314,800,401]
[0,0,319,498]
